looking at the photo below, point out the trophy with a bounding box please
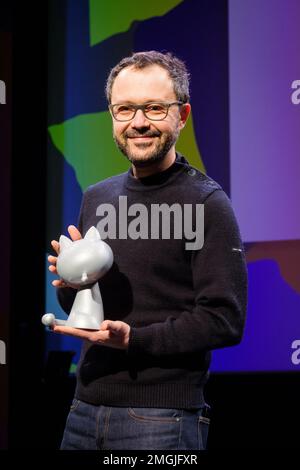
[42,226,113,330]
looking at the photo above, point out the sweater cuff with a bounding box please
[127,325,156,357]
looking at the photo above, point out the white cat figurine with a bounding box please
[42,226,113,330]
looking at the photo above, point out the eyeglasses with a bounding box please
[109,101,184,122]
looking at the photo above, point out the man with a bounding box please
[48,51,248,450]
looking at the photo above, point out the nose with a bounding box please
[131,108,150,128]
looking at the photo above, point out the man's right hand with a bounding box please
[48,225,82,288]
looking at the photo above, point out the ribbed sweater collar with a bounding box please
[124,152,190,192]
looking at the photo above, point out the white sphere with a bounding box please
[42,313,55,326]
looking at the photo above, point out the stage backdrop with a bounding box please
[46,0,300,373]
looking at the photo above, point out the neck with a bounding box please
[131,148,176,178]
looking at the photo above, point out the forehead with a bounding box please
[111,64,176,103]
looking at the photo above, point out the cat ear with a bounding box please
[84,226,101,241]
[59,234,73,252]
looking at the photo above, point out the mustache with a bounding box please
[125,131,161,138]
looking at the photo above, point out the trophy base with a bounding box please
[41,312,102,330]
[42,283,104,330]
[65,312,101,330]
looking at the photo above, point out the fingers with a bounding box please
[50,226,81,256]
[51,279,68,288]
[68,225,82,241]
[48,264,57,274]
[52,325,109,343]
[49,226,81,290]
[51,239,60,255]
[48,255,57,265]
[51,322,129,349]
[48,254,58,275]
[48,252,65,286]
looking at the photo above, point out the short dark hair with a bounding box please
[105,50,190,104]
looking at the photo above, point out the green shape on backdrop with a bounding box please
[176,112,206,174]
[89,0,183,46]
[48,110,205,192]
[49,112,130,191]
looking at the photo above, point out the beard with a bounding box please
[113,127,179,168]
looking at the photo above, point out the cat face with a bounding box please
[56,226,113,287]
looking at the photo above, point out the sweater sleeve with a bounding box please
[127,189,248,357]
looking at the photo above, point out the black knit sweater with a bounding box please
[57,153,248,409]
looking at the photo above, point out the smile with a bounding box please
[129,136,156,141]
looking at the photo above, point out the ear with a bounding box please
[178,103,191,130]
[84,226,101,242]
[59,234,73,252]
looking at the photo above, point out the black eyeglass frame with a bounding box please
[109,101,184,122]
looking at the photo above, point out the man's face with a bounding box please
[110,64,190,167]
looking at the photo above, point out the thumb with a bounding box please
[101,320,124,336]
[100,320,110,331]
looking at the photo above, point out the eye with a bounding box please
[116,105,132,114]
[146,104,165,113]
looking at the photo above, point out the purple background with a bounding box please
[229,0,300,242]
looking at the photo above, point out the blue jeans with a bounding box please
[60,399,210,450]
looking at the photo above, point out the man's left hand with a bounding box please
[52,320,130,350]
